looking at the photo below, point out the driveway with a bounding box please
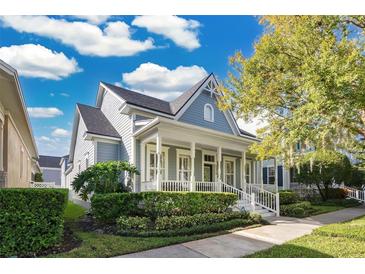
[117,206,365,258]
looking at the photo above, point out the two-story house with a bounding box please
[65,73,290,215]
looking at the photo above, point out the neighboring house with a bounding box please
[65,73,287,214]
[0,60,40,188]
[38,155,64,187]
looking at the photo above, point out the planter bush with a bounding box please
[0,188,68,257]
[117,216,151,231]
[91,192,237,223]
[154,212,249,231]
[280,201,312,218]
[279,190,299,205]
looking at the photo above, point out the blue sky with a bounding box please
[0,15,263,156]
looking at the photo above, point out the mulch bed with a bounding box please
[37,225,82,257]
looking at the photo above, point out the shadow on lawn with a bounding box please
[247,244,333,258]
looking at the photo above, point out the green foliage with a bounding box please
[0,188,68,257]
[118,219,257,237]
[220,16,365,161]
[72,161,139,201]
[91,192,237,223]
[295,150,352,200]
[117,216,151,231]
[34,172,43,182]
[349,167,365,188]
[279,190,299,205]
[154,212,249,231]
[280,201,312,217]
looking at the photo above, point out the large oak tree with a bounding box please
[220,16,365,165]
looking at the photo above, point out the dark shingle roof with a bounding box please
[101,82,172,115]
[77,103,120,138]
[39,155,62,168]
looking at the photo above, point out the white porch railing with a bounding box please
[245,184,280,215]
[343,186,365,203]
[141,180,279,216]
[30,181,56,188]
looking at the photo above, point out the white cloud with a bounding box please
[122,62,208,100]
[60,92,70,97]
[36,135,70,156]
[0,44,81,80]
[132,15,201,51]
[27,107,63,118]
[0,16,155,57]
[71,15,110,25]
[50,93,55,97]
[51,128,70,137]
[113,81,122,87]
[237,117,268,136]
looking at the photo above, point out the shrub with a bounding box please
[72,161,139,201]
[91,193,144,223]
[279,190,299,205]
[34,172,43,182]
[248,212,262,223]
[154,212,249,231]
[91,192,237,223]
[117,216,151,231]
[326,188,347,199]
[0,188,68,257]
[280,201,312,218]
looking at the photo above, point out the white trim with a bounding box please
[40,167,61,171]
[204,103,214,122]
[223,156,236,186]
[146,144,169,181]
[83,132,121,142]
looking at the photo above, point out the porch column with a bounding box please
[190,142,195,191]
[140,142,146,183]
[274,157,279,193]
[217,146,222,182]
[260,160,264,190]
[242,151,246,191]
[156,134,162,191]
[253,161,256,184]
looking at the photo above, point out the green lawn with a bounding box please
[247,215,365,258]
[52,201,255,258]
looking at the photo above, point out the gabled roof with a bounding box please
[39,155,62,168]
[77,103,120,138]
[99,74,256,139]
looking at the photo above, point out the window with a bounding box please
[268,166,275,184]
[147,145,168,181]
[177,149,191,181]
[224,157,235,186]
[203,151,216,182]
[204,104,214,122]
[295,142,302,152]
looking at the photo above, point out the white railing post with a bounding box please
[356,190,359,200]
[276,192,280,216]
[251,192,256,212]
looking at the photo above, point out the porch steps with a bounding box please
[233,201,276,218]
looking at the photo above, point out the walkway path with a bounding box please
[118,206,365,258]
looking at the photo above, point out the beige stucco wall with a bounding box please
[4,116,33,187]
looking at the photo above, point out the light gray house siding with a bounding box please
[41,168,61,185]
[100,90,132,161]
[178,89,234,134]
[96,142,120,162]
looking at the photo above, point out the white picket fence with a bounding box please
[30,181,56,188]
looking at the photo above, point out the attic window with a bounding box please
[204,104,214,122]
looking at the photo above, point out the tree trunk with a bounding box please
[316,183,327,201]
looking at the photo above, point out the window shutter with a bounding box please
[263,167,268,184]
[278,166,283,187]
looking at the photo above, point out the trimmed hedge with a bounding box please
[117,212,261,237]
[279,190,299,205]
[91,192,237,223]
[280,201,312,218]
[0,188,68,257]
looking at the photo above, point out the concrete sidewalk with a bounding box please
[118,206,365,258]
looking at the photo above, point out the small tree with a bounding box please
[295,150,352,201]
[349,167,365,188]
[34,173,43,182]
[71,161,139,201]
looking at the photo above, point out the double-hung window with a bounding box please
[147,144,168,181]
[177,149,191,181]
[224,156,236,186]
[268,166,275,184]
[245,162,251,184]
